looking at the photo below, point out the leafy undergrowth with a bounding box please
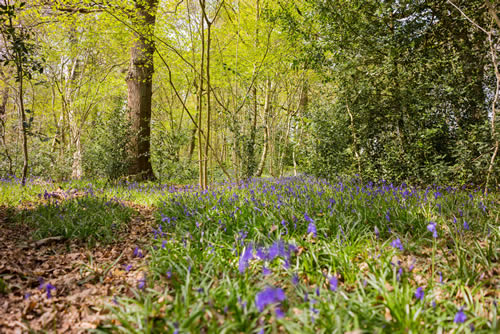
[99,176,499,333]
[19,193,134,247]
[0,176,498,333]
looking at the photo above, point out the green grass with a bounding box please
[91,176,498,333]
[19,195,134,246]
[2,176,497,332]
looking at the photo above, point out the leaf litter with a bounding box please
[0,203,154,333]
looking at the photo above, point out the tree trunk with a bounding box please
[0,70,13,175]
[66,55,83,179]
[255,79,271,177]
[197,1,206,190]
[485,30,499,192]
[18,67,28,186]
[126,0,157,181]
[346,101,362,178]
[204,6,211,189]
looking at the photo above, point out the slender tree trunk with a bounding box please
[126,0,158,181]
[231,114,240,182]
[278,114,292,178]
[198,2,206,189]
[485,30,499,192]
[0,70,13,175]
[67,56,83,179]
[204,10,211,188]
[346,102,362,178]
[255,79,271,177]
[17,66,28,186]
[188,118,197,161]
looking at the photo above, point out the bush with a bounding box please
[83,98,131,180]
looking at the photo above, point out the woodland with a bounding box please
[0,0,499,333]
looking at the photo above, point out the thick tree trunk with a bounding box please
[126,0,157,181]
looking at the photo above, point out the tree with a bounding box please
[0,1,43,185]
[126,0,158,180]
[278,0,494,185]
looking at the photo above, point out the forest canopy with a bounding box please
[0,0,498,188]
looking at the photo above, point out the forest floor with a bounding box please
[0,177,498,333]
[0,201,155,333]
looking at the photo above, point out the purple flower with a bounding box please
[255,287,286,312]
[262,266,271,276]
[124,264,132,272]
[427,222,438,238]
[133,247,143,258]
[415,287,424,301]
[329,276,338,291]
[275,306,285,319]
[256,247,268,260]
[409,258,416,272]
[374,226,380,239]
[307,222,317,238]
[45,283,56,299]
[138,277,146,290]
[463,221,470,230]
[292,274,299,285]
[390,238,404,251]
[38,277,45,290]
[454,308,467,323]
[304,212,314,224]
[238,244,254,274]
[166,269,172,278]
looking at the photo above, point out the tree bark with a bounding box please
[67,55,83,179]
[126,0,158,181]
[485,30,499,192]
[18,66,28,186]
[0,70,13,175]
[255,79,271,177]
[197,1,206,190]
[203,2,211,189]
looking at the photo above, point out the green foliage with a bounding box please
[83,98,132,180]
[279,0,498,186]
[0,2,44,80]
[150,121,197,183]
[97,176,498,333]
[21,194,133,246]
[300,89,354,179]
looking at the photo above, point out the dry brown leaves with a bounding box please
[0,204,155,333]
